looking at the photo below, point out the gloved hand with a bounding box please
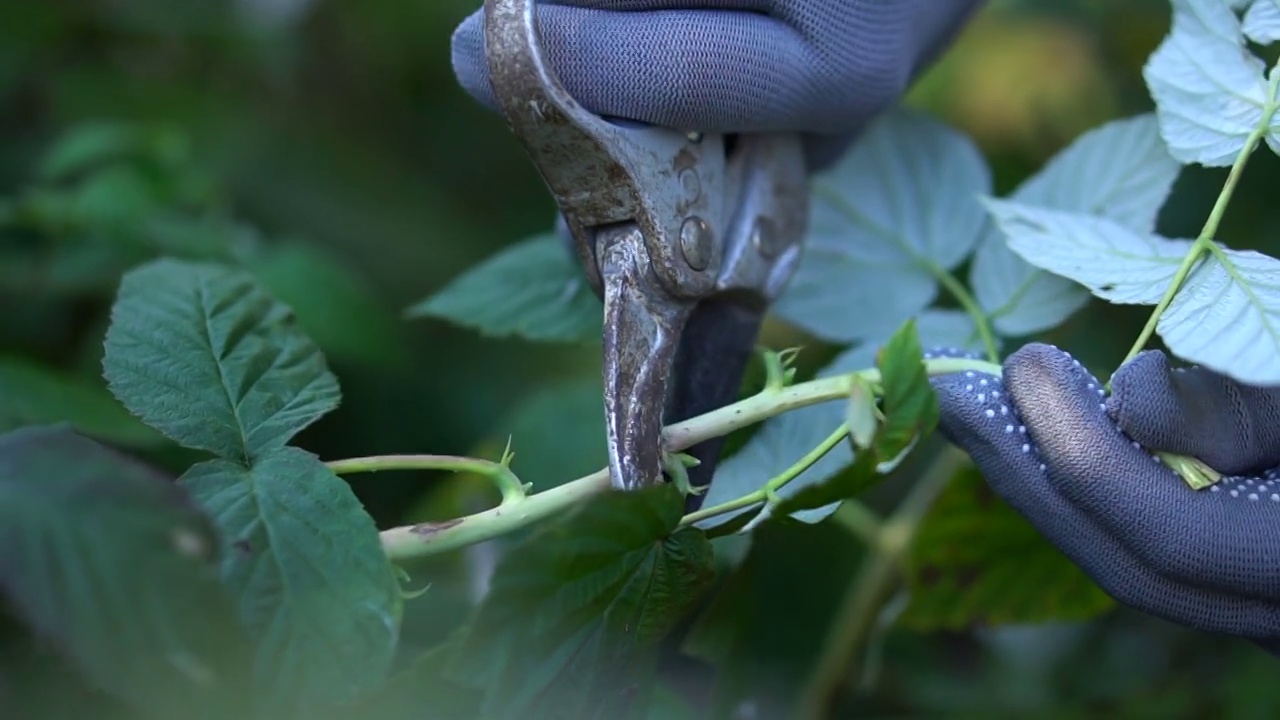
[449,0,984,169]
[929,343,1280,651]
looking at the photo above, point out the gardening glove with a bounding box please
[929,343,1280,652]
[449,0,985,169]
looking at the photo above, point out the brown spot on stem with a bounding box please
[410,518,464,538]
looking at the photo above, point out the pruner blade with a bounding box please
[482,0,810,504]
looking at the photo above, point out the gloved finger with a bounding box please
[928,345,1280,643]
[1001,345,1280,603]
[450,2,975,137]
[1108,350,1280,475]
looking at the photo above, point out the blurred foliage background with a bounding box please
[3,0,1280,717]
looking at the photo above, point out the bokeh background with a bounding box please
[3,0,1280,717]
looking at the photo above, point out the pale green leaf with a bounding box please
[0,356,162,447]
[0,426,251,718]
[972,114,1179,336]
[983,199,1194,305]
[1158,246,1280,385]
[406,233,601,343]
[1142,0,1275,166]
[774,108,990,342]
[1244,0,1280,44]
[846,379,877,451]
[180,446,401,711]
[103,258,341,464]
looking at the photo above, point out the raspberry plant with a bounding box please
[2,1,1280,718]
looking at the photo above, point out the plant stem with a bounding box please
[1120,71,1280,368]
[679,422,850,527]
[378,357,999,563]
[328,454,526,506]
[930,261,1001,363]
[794,445,966,719]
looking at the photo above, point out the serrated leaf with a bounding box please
[901,466,1113,630]
[243,241,408,370]
[179,446,401,712]
[682,520,865,719]
[874,319,940,461]
[0,356,162,447]
[406,233,602,343]
[450,485,714,720]
[1157,245,1280,385]
[696,311,981,529]
[972,114,1180,336]
[0,426,252,718]
[1142,0,1278,166]
[1244,0,1280,44]
[774,108,990,342]
[983,199,1194,305]
[103,258,341,464]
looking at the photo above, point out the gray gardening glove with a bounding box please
[449,0,984,169]
[930,343,1280,651]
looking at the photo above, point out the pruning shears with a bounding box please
[481,0,810,509]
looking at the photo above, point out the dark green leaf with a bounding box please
[0,425,252,718]
[103,258,341,464]
[682,519,865,719]
[244,241,408,370]
[0,356,162,446]
[450,485,715,720]
[179,446,402,712]
[901,466,1114,630]
[874,318,940,461]
[334,635,483,720]
[406,233,602,343]
[71,165,159,236]
[496,375,607,491]
[38,122,145,181]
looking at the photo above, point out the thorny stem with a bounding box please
[678,422,851,527]
[1120,69,1280,370]
[795,445,967,719]
[377,356,999,563]
[327,453,527,506]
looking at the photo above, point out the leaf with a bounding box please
[1244,0,1280,44]
[326,635,483,720]
[449,485,715,720]
[845,378,876,451]
[901,466,1113,630]
[682,519,865,719]
[774,108,991,342]
[406,232,602,343]
[695,311,982,529]
[496,376,607,491]
[0,356,162,447]
[873,319,940,462]
[179,446,402,712]
[983,199,1194,305]
[0,426,252,718]
[243,241,408,370]
[1157,245,1280,385]
[1142,0,1278,167]
[972,114,1180,336]
[103,258,341,464]
[38,122,145,181]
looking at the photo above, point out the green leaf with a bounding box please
[38,122,145,181]
[0,356,162,447]
[406,232,602,343]
[0,425,252,718]
[496,375,607,491]
[972,114,1179,337]
[845,378,877,451]
[983,199,1193,305]
[243,241,408,370]
[321,634,483,720]
[1158,245,1280,385]
[179,446,402,712]
[450,485,715,720]
[696,311,980,529]
[901,466,1113,630]
[1244,0,1280,44]
[874,319,940,461]
[774,108,991,343]
[682,519,865,719]
[103,258,341,464]
[1142,0,1278,166]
